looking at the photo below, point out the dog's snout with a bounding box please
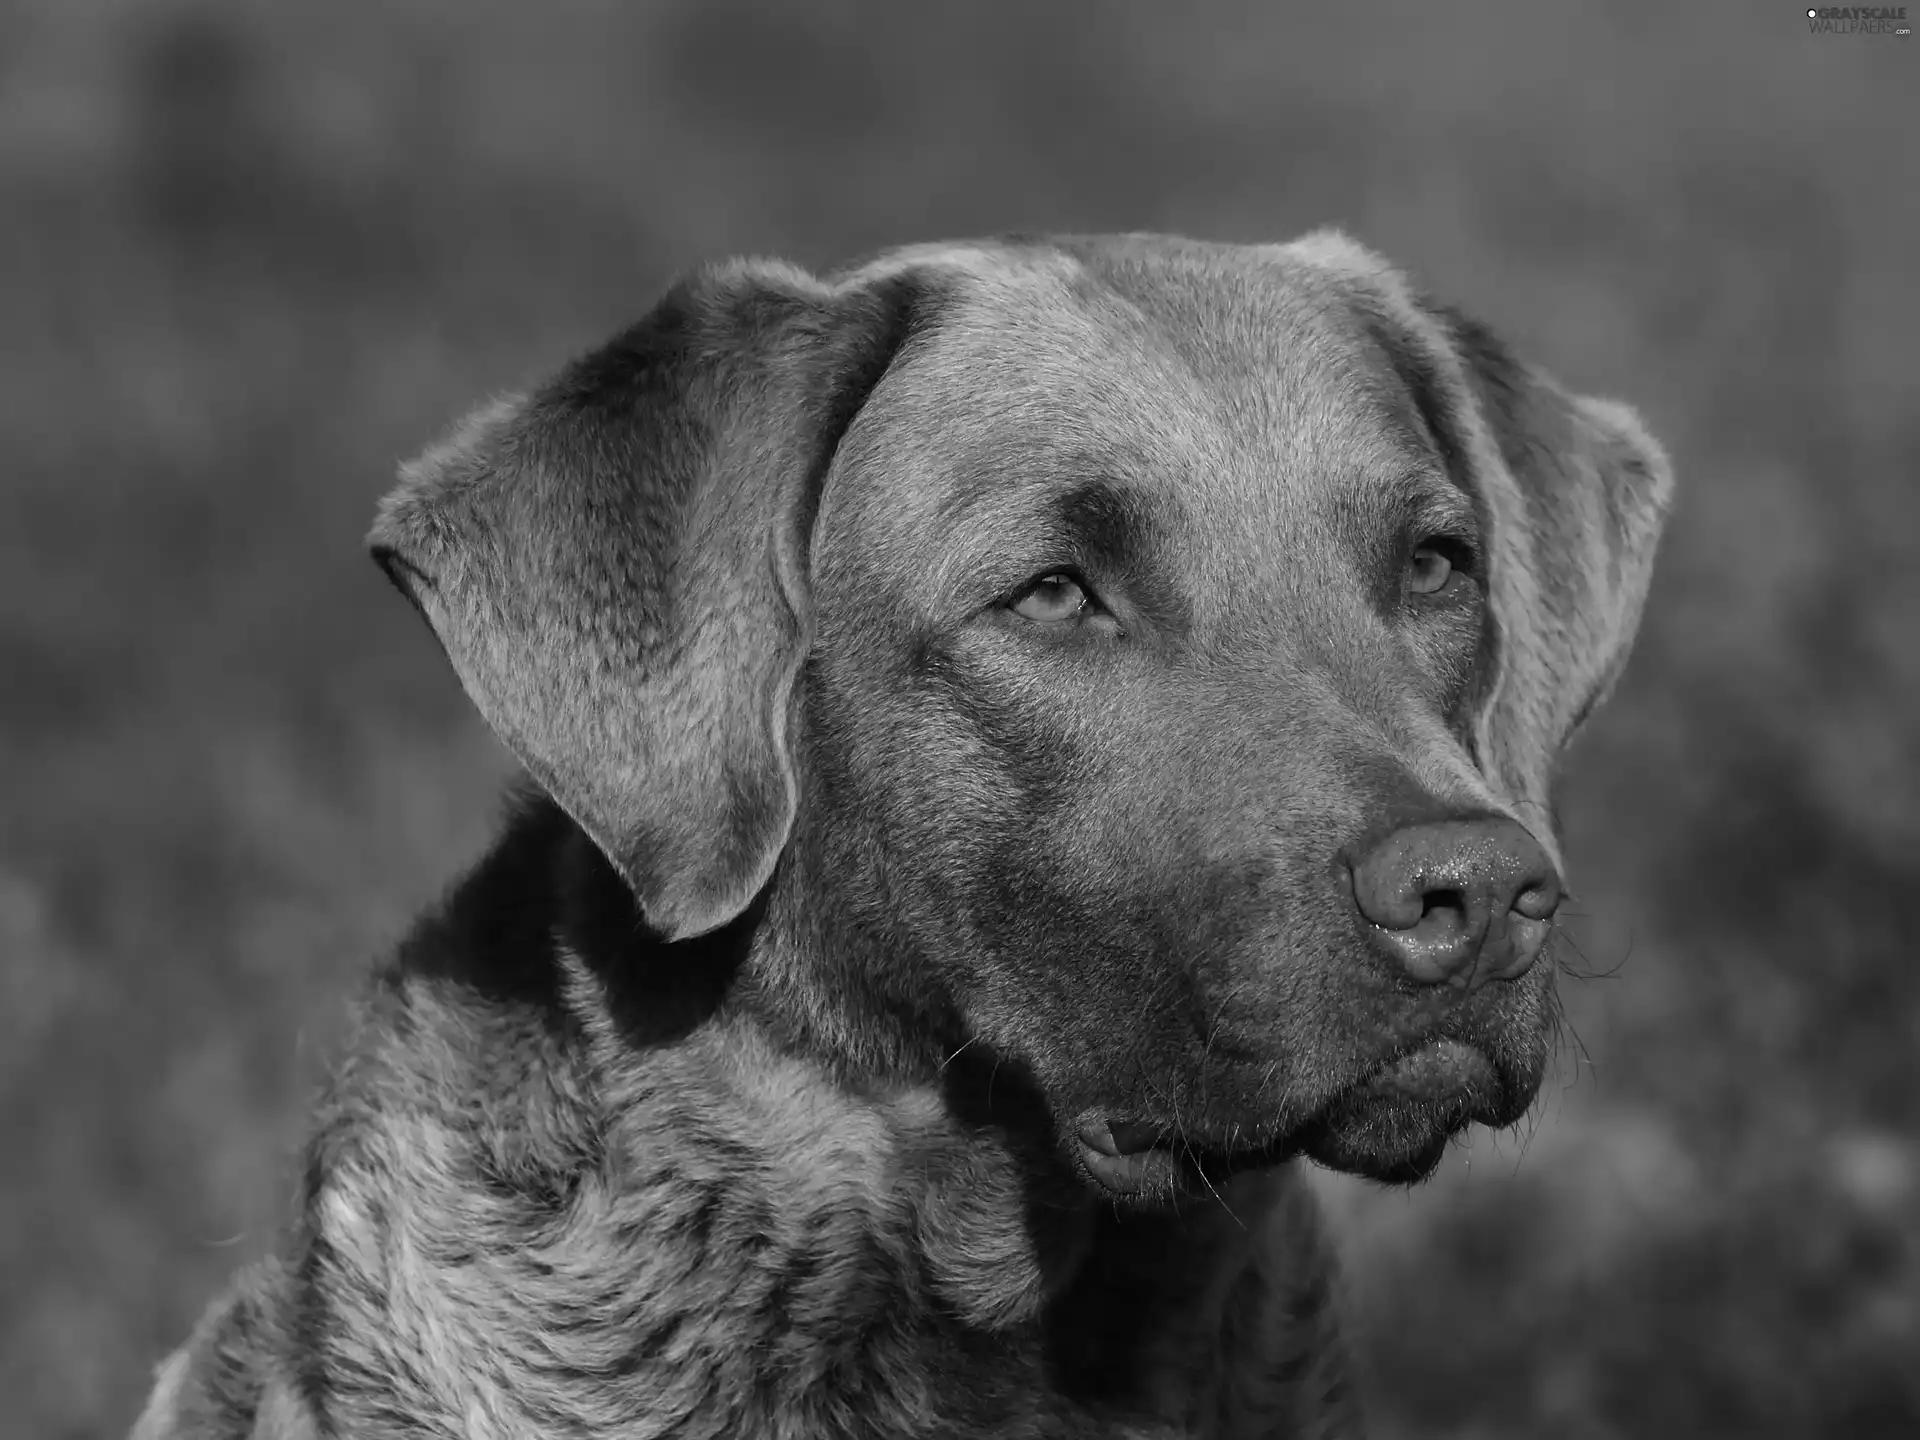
[1348,818,1561,988]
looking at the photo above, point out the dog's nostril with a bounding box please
[1512,883,1560,923]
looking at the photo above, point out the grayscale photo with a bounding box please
[4,4,1914,1437]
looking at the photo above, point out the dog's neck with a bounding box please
[552,938,1296,1415]
[546,800,1297,1347]
[547,802,1104,1328]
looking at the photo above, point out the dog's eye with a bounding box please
[1011,572,1093,624]
[1408,539,1471,597]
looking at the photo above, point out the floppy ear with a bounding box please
[1293,231,1674,840]
[1429,309,1675,837]
[368,260,925,940]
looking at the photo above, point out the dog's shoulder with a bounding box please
[139,796,665,1437]
[281,797,647,1433]
[132,798,593,1438]
[227,799,994,1437]
[298,791,599,1253]
[130,1256,315,1440]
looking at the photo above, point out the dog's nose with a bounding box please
[1348,818,1561,988]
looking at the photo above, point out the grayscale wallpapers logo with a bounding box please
[1806,6,1912,33]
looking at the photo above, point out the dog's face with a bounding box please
[371,234,1671,1200]
[804,242,1545,1192]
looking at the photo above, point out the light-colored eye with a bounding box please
[1408,542,1459,596]
[1012,572,1091,623]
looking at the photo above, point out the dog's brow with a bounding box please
[1388,469,1478,539]
[1049,479,1161,571]
[1038,478,1198,636]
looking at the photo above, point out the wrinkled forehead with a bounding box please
[820,242,1456,607]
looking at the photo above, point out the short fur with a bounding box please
[134,232,1672,1439]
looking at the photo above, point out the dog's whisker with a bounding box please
[937,1035,980,1074]
[1193,1159,1245,1230]
[1555,926,1631,984]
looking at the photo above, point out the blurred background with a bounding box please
[3,2,1915,1435]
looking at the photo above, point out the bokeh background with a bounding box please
[4,2,1915,1435]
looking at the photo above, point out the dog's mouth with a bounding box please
[1075,1038,1530,1200]
[1073,1118,1272,1201]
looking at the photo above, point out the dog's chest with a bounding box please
[307,1199,1291,1438]
[311,1148,1035,1436]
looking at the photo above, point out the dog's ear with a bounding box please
[1295,232,1674,838]
[368,261,926,939]
[1428,310,1674,834]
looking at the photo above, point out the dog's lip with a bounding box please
[1076,1118,1169,1158]
[1074,1116,1294,1197]
[1074,1121,1187,1198]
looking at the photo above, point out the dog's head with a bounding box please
[371,234,1671,1200]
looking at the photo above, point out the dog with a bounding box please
[133,230,1672,1439]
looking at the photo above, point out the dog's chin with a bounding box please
[1295,1038,1536,1185]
